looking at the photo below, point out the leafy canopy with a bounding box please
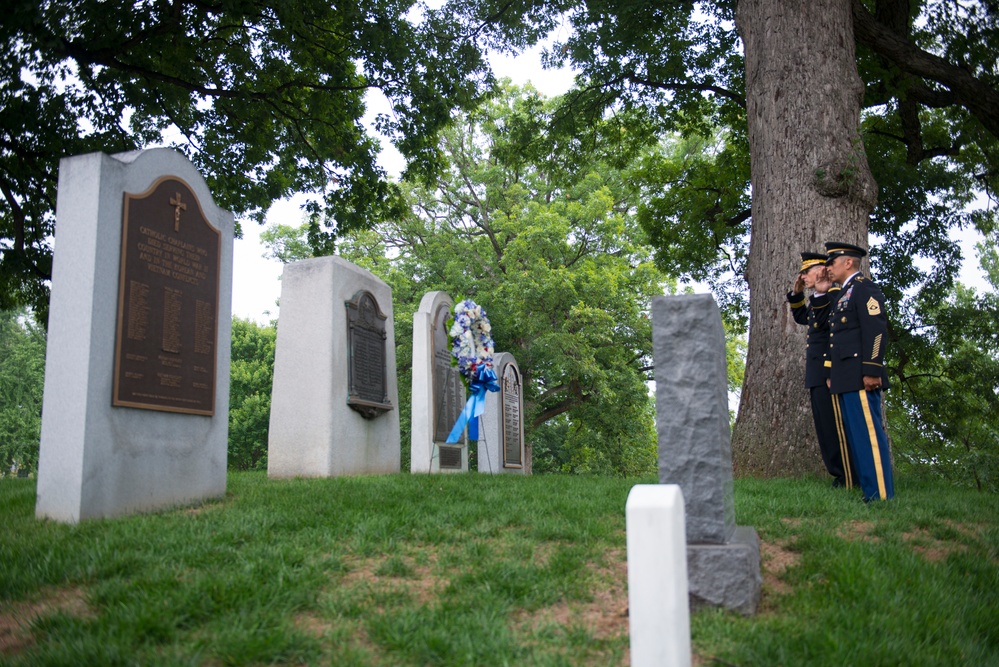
[1,0,498,318]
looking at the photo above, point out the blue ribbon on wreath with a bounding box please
[446,365,501,443]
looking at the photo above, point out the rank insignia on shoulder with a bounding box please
[866,297,881,316]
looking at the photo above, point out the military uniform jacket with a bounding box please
[825,274,890,394]
[787,288,837,388]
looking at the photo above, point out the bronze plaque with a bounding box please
[113,177,220,415]
[439,445,463,470]
[346,290,393,419]
[502,364,523,467]
[432,302,465,444]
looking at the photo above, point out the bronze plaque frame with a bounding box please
[502,363,524,468]
[112,176,220,415]
[439,445,463,470]
[345,290,393,419]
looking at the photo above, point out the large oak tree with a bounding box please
[459,0,999,476]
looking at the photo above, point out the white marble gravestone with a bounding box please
[36,148,234,523]
[627,484,692,667]
[267,256,400,478]
[479,352,528,474]
[410,291,467,473]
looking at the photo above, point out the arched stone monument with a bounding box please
[410,291,467,473]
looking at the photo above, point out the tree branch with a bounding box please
[623,74,746,108]
[852,0,999,138]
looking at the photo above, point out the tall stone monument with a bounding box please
[651,294,761,615]
[267,256,400,477]
[410,291,467,473]
[480,352,528,474]
[36,148,234,523]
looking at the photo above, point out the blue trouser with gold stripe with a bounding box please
[836,389,894,501]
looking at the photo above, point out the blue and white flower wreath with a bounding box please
[445,299,500,443]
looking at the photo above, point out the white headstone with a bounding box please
[479,352,527,474]
[36,148,234,523]
[626,484,691,667]
[410,291,467,473]
[267,256,400,477]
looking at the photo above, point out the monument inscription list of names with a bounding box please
[502,364,523,468]
[113,176,221,415]
[432,302,465,468]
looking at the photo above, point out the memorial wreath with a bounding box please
[445,299,500,443]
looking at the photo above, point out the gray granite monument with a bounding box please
[267,256,400,478]
[410,291,467,473]
[651,293,761,615]
[480,352,528,474]
[36,148,234,523]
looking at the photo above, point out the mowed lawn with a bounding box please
[1,472,997,666]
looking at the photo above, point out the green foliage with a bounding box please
[228,317,276,471]
[532,400,658,476]
[885,272,999,492]
[1,0,497,318]
[260,223,316,265]
[635,131,752,323]
[0,309,45,477]
[333,84,669,476]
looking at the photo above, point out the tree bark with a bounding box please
[733,0,878,477]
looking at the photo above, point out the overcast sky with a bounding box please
[230,45,578,324]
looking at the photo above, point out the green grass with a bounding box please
[1,473,997,666]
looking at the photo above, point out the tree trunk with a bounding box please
[733,0,878,477]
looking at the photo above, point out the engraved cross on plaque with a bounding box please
[169,192,187,232]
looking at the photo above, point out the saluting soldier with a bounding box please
[787,251,854,488]
[824,242,895,501]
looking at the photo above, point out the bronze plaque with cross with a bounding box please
[112,176,221,415]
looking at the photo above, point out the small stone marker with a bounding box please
[626,484,691,667]
[267,256,400,478]
[411,291,467,473]
[480,352,528,474]
[651,294,761,615]
[36,148,234,523]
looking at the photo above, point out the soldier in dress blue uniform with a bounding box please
[787,252,855,488]
[824,242,895,501]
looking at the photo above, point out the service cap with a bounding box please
[824,242,867,264]
[799,252,827,273]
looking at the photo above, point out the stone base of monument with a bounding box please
[687,526,762,616]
